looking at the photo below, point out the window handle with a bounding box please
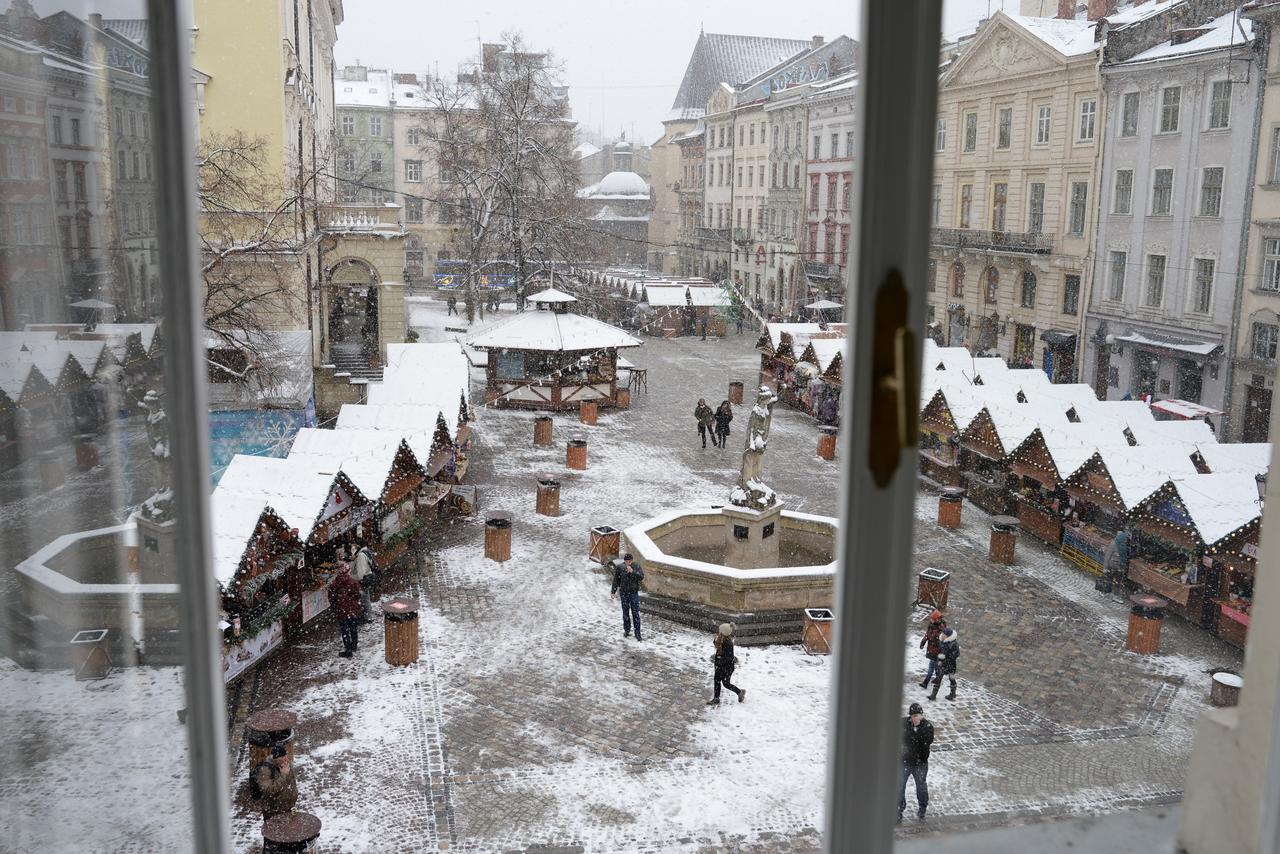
[868,268,919,488]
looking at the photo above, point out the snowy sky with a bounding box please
[335,0,1003,145]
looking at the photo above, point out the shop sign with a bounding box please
[301,586,330,624]
[320,484,355,523]
[1244,542,1260,560]
[222,620,284,683]
[1153,498,1192,529]
[381,508,400,542]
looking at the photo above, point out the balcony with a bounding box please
[732,228,753,246]
[696,226,729,243]
[931,227,1053,255]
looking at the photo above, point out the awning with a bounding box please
[1040,330,1077,347]
[1114,331,1221,357]
[1151,399,1224,420]
[805,299,843,310]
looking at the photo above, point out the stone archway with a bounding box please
[325,257,379,346]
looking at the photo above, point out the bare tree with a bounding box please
[418,33,582,319]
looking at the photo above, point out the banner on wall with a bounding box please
[222,620,284,683]
[301,586,330,624]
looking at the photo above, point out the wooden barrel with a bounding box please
[74,434,99,470]
[1125,594,1167,655]
[729,381,744,404]
[566,438,588,470]
[535,475,560,517]
[262,812,321,854]
[817,426,837,461]
[615,387,631,409]
[484,512,512,562]
[245,709,298,772]
[937,487,964,529]
[382,597,420,666]
[533,415,553,446]
[988,516,1018,564]
[579,400,598,425]
[1210,671,1242,707]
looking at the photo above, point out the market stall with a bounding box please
[797,339,844,425]
[918,385,974,488]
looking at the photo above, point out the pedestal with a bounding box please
[802,608,833,655]
[722,501,784,570]
[589,525,620,564]
[383,597,420,666]
[566,438,587,470]
[729,381,744,405]
[988,516,1018,564]
[916,568,951,611]
[937,487,964,529]
[1125,593,1166,654]
[246,709,298,771]
[817,426,837,461]
[535,475,560,517]
[533,415,553,446]
[615,387,631,409]
[579,400,598,425]
[484,512,512,562]
[262,812,321,854]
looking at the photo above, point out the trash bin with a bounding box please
[535,475,560,517]
[70,629,112,680]
[802,608,833,655]
[484,511,512,562]
[817,426,837,461]
[1125,593,1167,654]
[579,400,598,425]
[262,812,321,854]
[566,438,588,470]
[1211,671,1242,707]
[74,434,99,470]
[916,568,951,611]
[382,597,420,666]
[937,486,964,529]
[246,709,298,771]
[533,415,553,446]
[589,525,620,564]
[988,516,1019,564]
[729,381,744,405]
[615,387,631,409]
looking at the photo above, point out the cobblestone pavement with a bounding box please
[229,307,1241,852]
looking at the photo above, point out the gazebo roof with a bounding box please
[529,287,578,304]
[468,311,642,352]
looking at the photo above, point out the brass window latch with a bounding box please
[868,268,919,488]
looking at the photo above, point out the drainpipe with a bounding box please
[1081,33,1109,389]
[1224,26,1268,440]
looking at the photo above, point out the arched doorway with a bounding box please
[326,258,378,346]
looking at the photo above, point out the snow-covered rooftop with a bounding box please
[366,343,470,411]
[1162,472,1262,546]
[1124,11,1252,64]
[287,427,424,500]
[1193,442,1271,476]
[334,402,457,463]
[574,141,601,159]
[468,311,642,352]
[1092,444,1199,510]
[644,285,688,307]
[802,338,845,373]
[577,170,651,199]
[214,455,367,542]
[688,286,732,308]
[1126,418,1218,449]
[336,69,393,107]
[765,322,847,352]
[1003,13,1100,57]
[209,491,278,587]
[529,287,578,304]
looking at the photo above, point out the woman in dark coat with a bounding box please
[918,610,946,689]
[929,627,959,701]
[713,400,734,449]
[708,623,746,704]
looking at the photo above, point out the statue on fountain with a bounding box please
[731,386,778,509]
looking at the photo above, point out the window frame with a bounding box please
[1159,85,1182,134]
[1198,165,1224,218]
[1150,167,1175,216]
[996,105,1012,150]
[963,110,977,152]
[1120,91,1140,138]
[1108,250,1127,302]
[1207,79,1232,131]
[1113,168,1134,215]
[1068,180,1088,235]
[1034,103,1051,146]
[1145,253,1167,308]
[1264,237,1280,292]
[1190,257,1215,315]
[1077,97,1097,143]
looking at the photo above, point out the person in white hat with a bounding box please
[707,623,746,705]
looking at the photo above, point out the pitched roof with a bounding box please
[668,32,811,121]
[468,311,642,351]
[102,18,148,47]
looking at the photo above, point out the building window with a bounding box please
[793,163,800,187]
[1062,274,1080,315]
[113,106,123,135]
[831,132,839,157]
[1271,128,1280,183]
[1077,98,1096,142]
[739,125,745,146]
[1020,270,1036,308]
[846,131,855,157]
[935,118,946,151]
[749,125,755,145]
[1254,322,1279,360]
[1178,359,1203,403]
[1191,258,1214,314]
[771,163,778,188]
[1108,364,1120,387]
[1208,80,1232,130]
[827,175,837,211]
[963,111,977,152]
[737,166,743,187]
[131,152,139,180]
[984,266,999,303]
[70,118,81,146]
[991,182,1007,232]
[1114,169,1133,214]
[1159,86,1181,133]
[1265,239,1280,291]
[841,179,850,211]
[951,262,965,298]
[1151,168,1174,216]
[996,107,1012,149]
[370,152,382,173]
[1068,181,1087,235]
[407,127,420,146]
[928,259,937,292]
[369,116,383,136]
[931,184,941,225]
[1121,92,1139,137]
[1145,254,1166,308]
[341,150,355,172]
[341,115,354,136]
[1035,104,1051,145]
[1199,167,1223,217]
[1109,251,1127,301]
[959,183,972,228]
[339,181,357,202]
[405,197,423,222]
[747,165,754,187]
[812,134,821,159]
[810,175,820,212]
[1027,182,1045,234]
[51,115,62,145]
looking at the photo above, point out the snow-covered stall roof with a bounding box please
[765,322,847,351]
[1126,418,1218,449]
[87,323,158,359]
[1031,424,1130,482]
[468,311,642,352]
[367,342,470,410]
[528,288,578,304]
[803,338,845,373]
[687,287,732,308]
[644,285,688,307]
[1090,445,1199,510]
[1162,473,1262,546]
[214,455,368,538]
[334,402,456,465]
[209,491,281,587]
[287,427,425,500]
[1151,398,1224,420]
[1193,442,1271,477]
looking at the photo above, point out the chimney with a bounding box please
[88,12,102,29]
[811,35,824,49]
[1087,0,1116,20]
[1171,26,1211,44]
[1058,0,1076,20]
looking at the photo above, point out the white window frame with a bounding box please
[1264,238,1280,291]
[935,118,946,151]
[1207,79,1232,130]
[1254,322,1280,360]
[405,159,422,182]
[1077,98,1097,142]
[1159,85,1181,134]
[341,115,354,136]
[369,115,383,137]
[1034,104,1051,146]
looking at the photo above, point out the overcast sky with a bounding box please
[336,0,1006,145]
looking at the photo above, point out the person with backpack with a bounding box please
[707,623,746,705]
[713,400,734,449]
[353,540,378,623]
[918,610,946,689]
[250,744,297,822]
[694,399,715,449]
[929,626,960,701]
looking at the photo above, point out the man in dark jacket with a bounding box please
[328,563,364,658]
[611,553,644,641]
[695,399,715,448]
[898,702,934,823]
[929,627,960,701]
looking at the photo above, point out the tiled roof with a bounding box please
[103,19,147,48]
[668,32,810,120]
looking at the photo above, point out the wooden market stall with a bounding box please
[795,338,844,424]
[917,383,984,488]
[468,288,642,411]
[953,403,1046,517]
[645,285,692,337]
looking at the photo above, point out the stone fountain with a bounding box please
[622,387,838,644]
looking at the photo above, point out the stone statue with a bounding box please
[732,386,778,508]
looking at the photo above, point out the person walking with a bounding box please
[897,702,934,823]
[699,313,709,340]
[929,626,960,701]
[353,540,376,624]
[707,623,746,705]
[695,398,715,449]
[610,552,644,640]
[328,563,363,658]
[1102,527,1131,593]
[446,295,457,316]
[251,744,298,822]
[918,610,946,689]
[735,310,744,335]
[713,400,733,449]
